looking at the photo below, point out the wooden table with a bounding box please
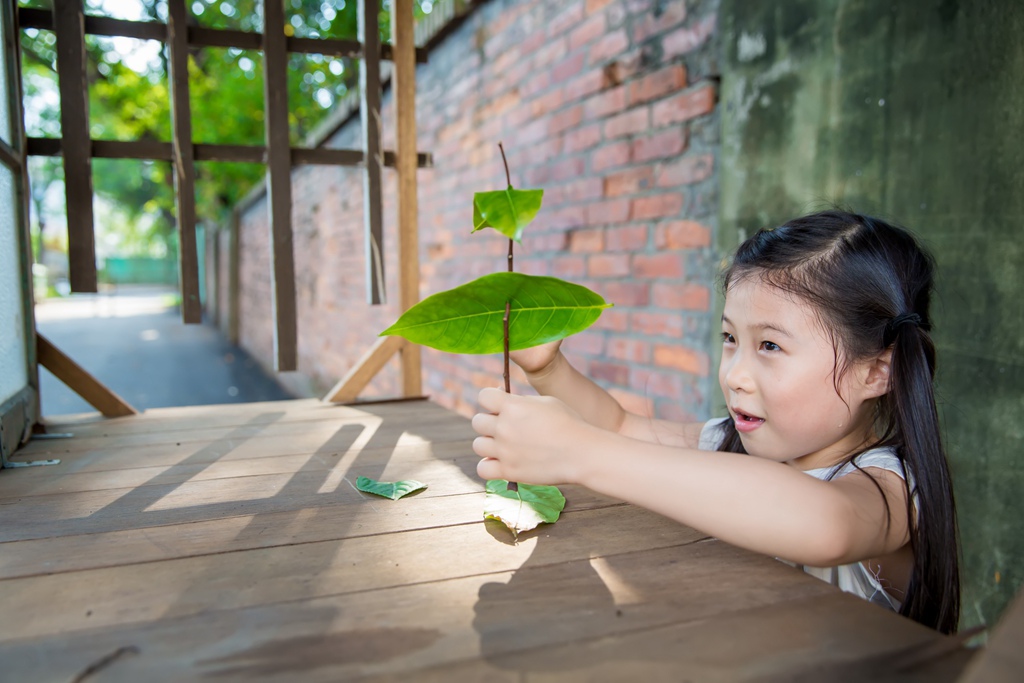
[0,398,974,681]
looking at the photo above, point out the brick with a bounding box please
[606,225,649,251]
[522,232,570,253]
[654,344,709,375]
[548,105,583,135]
[632,128,687,163]
[601,281,650,306]
[651,83,717,126]
[603,167,655,197]
[656,401,700,424]
[631,193,684,220]
[662,13,717,59]
[585,199,631,225]
[552,255,588,277]
[564,123,603,153]
[533,38,569,70]
[585,0,616,13]
[590,361,630,385]
[531,87,566,117]
[593,308,630,332]
[591,140,632,171]
[583,85,627,120]
[588,253,632,277]
[628,65,687,105]
[608,388,654,417]
[630,311,683,337]
[633,252,684,279]
[608,338,651,363]
[631,2,686,42]
[565,330,606,355]
[549,3,586,38]
[603,108,650,138]
[588,29,630,64]
[564,70,606,103]
[655,220,712,249]
[602,50,643,86]
[569,13,607,51]
[552,52,586,83]
[657,153,715,187]
[569,228,606,252]
[652,283,711,311]
[630,369,685,400]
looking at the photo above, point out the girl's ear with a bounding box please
[860,348,893,399]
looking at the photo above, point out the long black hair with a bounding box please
[717,210,960,634]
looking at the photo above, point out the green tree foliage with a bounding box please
[19,0,429,257]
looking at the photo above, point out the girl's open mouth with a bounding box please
[732,409,765,433]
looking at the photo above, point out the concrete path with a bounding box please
[34,286,294,417]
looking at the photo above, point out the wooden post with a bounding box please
[262,0,298,371]
[53,0,96,292]
[359,0,385,305]
[227,209,240,346]
[392,0,421,397]
[166,0,201,323]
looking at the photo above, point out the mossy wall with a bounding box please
[717,0,1023,631]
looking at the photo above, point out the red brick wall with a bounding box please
[235,0,720,421]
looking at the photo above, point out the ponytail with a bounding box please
[717,210,961,633]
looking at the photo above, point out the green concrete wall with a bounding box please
[718,0,1023,631]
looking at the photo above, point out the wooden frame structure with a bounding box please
[18,0,429,376]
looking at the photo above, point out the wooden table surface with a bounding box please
[0,398,974,681]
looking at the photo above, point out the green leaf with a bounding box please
[472,188,544,242]
[355,476,427,500]
[484,480,566,534]
[380,272,612,354]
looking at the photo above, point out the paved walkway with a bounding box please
[34,286,294,417]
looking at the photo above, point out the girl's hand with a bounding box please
[509,340,562,376]
[471,387,587,485]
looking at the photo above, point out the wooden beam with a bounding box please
[323,336,405,403]
[0,138,19,170]
[392,0,422,398]
[167,0,201,323]
[19,8,427,62]
[262,0,297,371]
[359,0,385,305]
[36,334,138,418]
[27,137,434,168]
[53,0,96,293]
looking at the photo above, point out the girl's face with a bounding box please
[719,278,883,470]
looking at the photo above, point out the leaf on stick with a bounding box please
[380,272,612,354]
[483,479,566,534]
[472,188,544,242]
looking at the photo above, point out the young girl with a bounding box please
[471,210,961,634]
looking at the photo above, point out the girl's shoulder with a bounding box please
[810,446,911,485]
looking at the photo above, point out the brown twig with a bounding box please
[498,142,518,494]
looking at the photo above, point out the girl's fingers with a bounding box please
[471,412,497,437]
[472,435,496,459]
[477,456,502,480]
[477,386,507,412]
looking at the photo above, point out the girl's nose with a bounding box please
[724,354,755,394]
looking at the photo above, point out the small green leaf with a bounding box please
[484,480,566,534]
[472,188,544,242]
[380,272,612,354]
[355,476,427,500]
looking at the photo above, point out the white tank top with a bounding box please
[699,417,911,611]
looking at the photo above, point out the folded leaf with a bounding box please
[355,476,427,500]
[484,479,566,534]
[472,188,544,242]
[380,272,612,354]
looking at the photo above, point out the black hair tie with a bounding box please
[884,312,922,346]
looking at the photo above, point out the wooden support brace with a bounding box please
[36,334,139,418]
[323,336,405,404]
[167,0,201,323]
[53,0,97,293]
[392,0,422,398]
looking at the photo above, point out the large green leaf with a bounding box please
[472,188,544,242]
[355,476,427,500]
[484,480,566,534]
[380,272,612,354]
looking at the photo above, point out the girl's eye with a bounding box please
[760,341,781,352]
[722,332,736,345]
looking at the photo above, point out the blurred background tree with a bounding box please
[19,0,432,263]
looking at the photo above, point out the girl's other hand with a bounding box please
[509,340,562,376]
[471,387,586,485]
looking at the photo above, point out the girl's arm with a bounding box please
[472,388,910,567]
[513,343,705,448]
